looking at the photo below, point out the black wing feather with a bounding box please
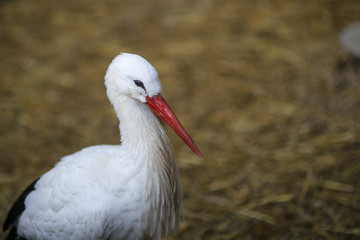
[5,226,28,240]
[3,178,39,232]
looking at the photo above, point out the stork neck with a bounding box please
[112,95,172,160]
[109,95,183,235]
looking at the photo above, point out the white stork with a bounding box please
[3,53,202,240]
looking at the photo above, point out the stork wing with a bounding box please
[3,178,39,236]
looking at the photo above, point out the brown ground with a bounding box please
[1,0,360,239]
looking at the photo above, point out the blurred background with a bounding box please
[1,0,360,239]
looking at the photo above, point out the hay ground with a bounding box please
[0,0,359,239]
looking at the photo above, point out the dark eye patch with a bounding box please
[133,80,145,90]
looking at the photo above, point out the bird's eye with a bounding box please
[133,80,145,89]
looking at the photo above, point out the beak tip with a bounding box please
[194,148,203,159]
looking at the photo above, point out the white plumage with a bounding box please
[3,53,202,240]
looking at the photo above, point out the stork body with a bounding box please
[3,53,202,240]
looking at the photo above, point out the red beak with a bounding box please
[146,94,203,159]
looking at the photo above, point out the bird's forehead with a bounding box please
[114,54,156,77]
[118,54,158,77]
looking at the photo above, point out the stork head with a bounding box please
[105,53,162,103]
[105,53,203,158]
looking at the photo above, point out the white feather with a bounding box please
[16,53,183,240]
